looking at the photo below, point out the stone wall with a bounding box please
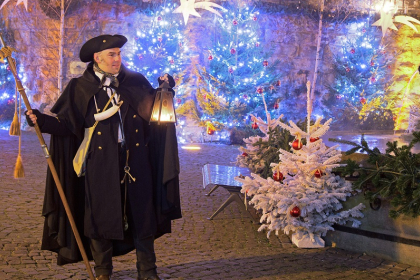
[2,0,420,133]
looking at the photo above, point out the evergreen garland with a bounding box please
[330,132,420,218]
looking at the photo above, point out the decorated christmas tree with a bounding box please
[236,81,364,248]
[0,56,17,129]
[236,91,303,179]
[323,20,395,131]
[125,1,186,87]
[176,63,228,128]
[201,2,284,130]
[0,19,16,129]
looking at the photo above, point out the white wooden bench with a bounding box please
[202,164,257,222]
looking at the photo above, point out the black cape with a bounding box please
[40,63,181,265]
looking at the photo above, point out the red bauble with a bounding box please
[274,102,279,109]
[169,59,174,64]
[360,97,366,104]
[242,152,248,157]
[256,87,263,94]
[233,19,238,25]
[269,85,275,91]
[228,67,234,73]
[350,48,355,54]
[230,48,236,54]
[273,171,283,182]
[310,137,319,142]
[177,98,182,104]
[276,80,281,86]
[393,116,397,121]
[253,16,257,21]
[252,122,259,129]
[263,60,268,67]
[7,65,10,71]
[204,94,207,100]
[388,65,391,69]
[371,77,376,82]
[243,94,248,99]
[345,67,350,72]
[137,54,143,60]
[255,42,260,47]
[290,206,301,218]
[157,16,162,21]
[208,55,213,60]
[370,61,375,66]
[158,37,162,42]
[207,128,215,135]
[362,28,366,33]
[292,139,303,150]
[314,169,323,178]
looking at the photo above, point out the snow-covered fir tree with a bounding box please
[125,1,186,87]
[323,20,395,131]
[236,112,283,178]
[236,92,290,179]
[236,81,364,248]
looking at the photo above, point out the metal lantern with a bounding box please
[150,81,176,124]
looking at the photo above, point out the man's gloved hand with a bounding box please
[25,109,45,127]
[158,73,175,88]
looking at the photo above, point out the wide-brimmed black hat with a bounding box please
[79,34,127,62]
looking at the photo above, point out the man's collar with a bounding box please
[93,64,120,88]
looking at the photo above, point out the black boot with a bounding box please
[137,276,163,280]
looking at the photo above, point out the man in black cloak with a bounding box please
[26,34,181,280]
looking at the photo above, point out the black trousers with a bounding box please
[89,143,157,277]
[89,235,156,277]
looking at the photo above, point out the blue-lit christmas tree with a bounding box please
[198,2,284,131]
[0,60,17,130]
[124,1,186,87]
[323,20,395,131]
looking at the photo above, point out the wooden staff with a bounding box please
[0,33,95,280]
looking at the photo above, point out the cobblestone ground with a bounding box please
[1,130,420,280]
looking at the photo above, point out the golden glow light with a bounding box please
[375,1,395,13]
[150,89,176,123]
[181,146,201,150]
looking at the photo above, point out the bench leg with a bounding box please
[205,185,220,196]
[208,192,258,223]
[208,193,237,220]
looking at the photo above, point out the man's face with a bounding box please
[94,48,122,74]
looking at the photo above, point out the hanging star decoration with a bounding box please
[372,4,420,37]
[0,0,28,11]
[172,0,226,25]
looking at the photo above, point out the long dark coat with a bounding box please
[39,63,181,264]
